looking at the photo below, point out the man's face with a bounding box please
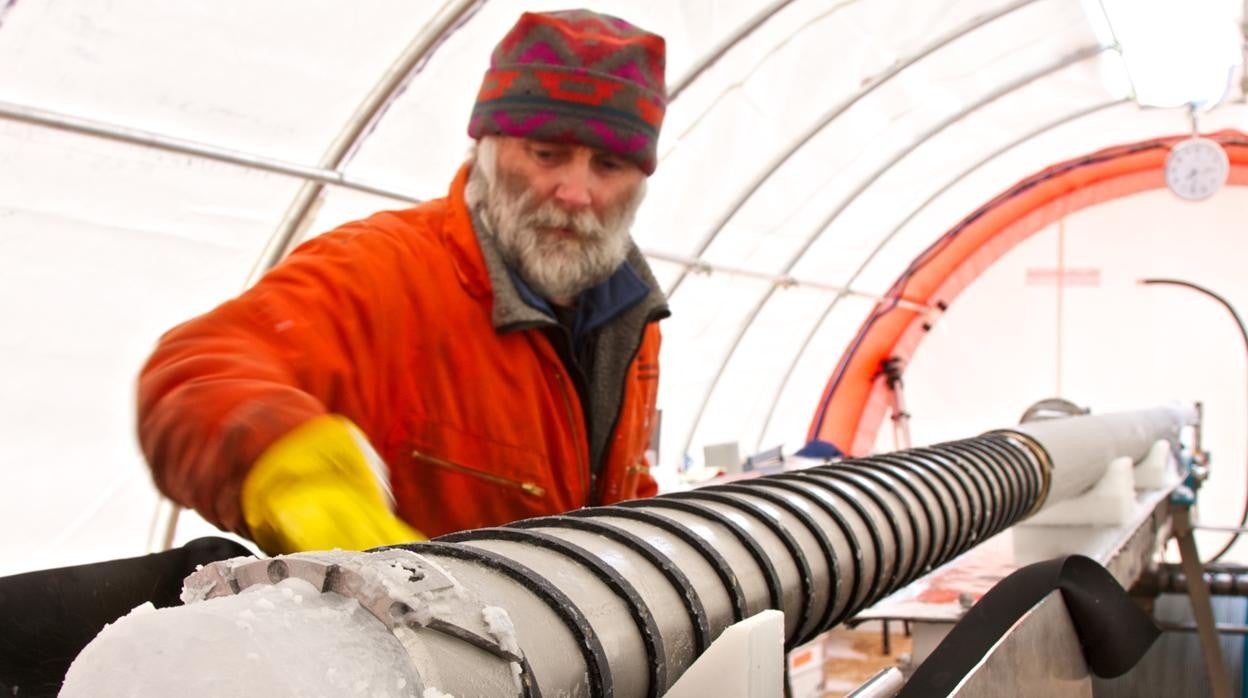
[472,136,647,303]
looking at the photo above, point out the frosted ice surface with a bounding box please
[481,605,519,658]
[60,578,422,697]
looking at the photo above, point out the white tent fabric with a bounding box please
[2,0,1245,574]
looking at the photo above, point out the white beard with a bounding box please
[465,140,645,302]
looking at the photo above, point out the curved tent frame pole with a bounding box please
[1091,0,1140,100]
[773,45,1101,275]
[0,2,1002,310]
[0,101,422,204]
[666,0,800,101]
[662,0,867,154]
[644,250,929,310]
[662,0,1047,298]
[753,97,1130,451]
[251,0,485,286]
[679,45,1103,462]
[0,98,892,302]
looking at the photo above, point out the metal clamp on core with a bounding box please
[183,548,525,664]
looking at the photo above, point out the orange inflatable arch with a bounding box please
[807,130,1248,456]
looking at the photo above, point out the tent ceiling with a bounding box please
[1,0,1244,570]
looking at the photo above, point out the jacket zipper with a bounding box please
[410,448,545,497]
[554,371,589,501]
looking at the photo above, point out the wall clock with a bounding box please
[1165,137,1229,201]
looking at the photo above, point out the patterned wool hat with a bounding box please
[468,10,667,175]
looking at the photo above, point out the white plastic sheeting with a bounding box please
[2,0,1246,572]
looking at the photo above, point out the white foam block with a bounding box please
[665,610,785,698]
[1134,439,1175,491]
[1020,456,1135,527]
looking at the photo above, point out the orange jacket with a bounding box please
[138,164,666,538]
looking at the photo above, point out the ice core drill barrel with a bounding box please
[61,406,1192,697]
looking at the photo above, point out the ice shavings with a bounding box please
[482,605,525,692]
[481,606,521,658]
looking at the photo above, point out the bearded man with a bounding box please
[137,9,670,555]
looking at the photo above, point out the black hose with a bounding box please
[1140,278,1248,563]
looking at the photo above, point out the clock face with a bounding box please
[1165,137,1229,202]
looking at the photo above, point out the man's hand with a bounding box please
[241,414,424,555]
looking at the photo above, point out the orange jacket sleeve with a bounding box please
[137,224,400,534]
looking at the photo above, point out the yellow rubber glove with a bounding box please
[241,414,425,555]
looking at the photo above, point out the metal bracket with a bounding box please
[1171,504,1233,698]
[1169,485,1196,507]
[183,549,523,663]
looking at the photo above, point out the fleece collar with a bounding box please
[507,261,651,346]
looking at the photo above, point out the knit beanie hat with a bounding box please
[468,10,667,175]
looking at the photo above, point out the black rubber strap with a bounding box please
[910,447,986,549]
[777,472,888,607]
[938,441,1012,535]
[511,515,712,655]
[975,436,1037,521]
[845,461,939,584]
[898,555,1160,697]
[933,442,1008,541]
[963,442,1023,534]
[623,497,785,621]
[914,447,993,545]
[985,429,1052,514]
[804,468,906,593]
[959,440,1026,529]
[750,478,862,628]
[574,506,748,623]
[400,541,612,698]
[860,454,955,570]
[674,490,811,648]
[964,439,1025,534]
[834,465,927,586]
[1002,432,1045,506]
[440,527,665,698]
[875,452,967,566]
[706,484,836,645]
[980,434,1042,516]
